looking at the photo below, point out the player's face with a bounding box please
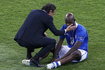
[66,19,75,26]
[66,21,74,26]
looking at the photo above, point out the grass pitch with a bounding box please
[0,0,105,70]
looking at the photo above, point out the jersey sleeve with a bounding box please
[75,29,86,42]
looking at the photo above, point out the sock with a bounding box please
[47,63,55,69]
[47,61,61,69]
[57,61,61,66]
[53,61,61,68]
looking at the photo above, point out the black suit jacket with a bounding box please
[14,10,65,46]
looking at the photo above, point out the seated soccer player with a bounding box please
[46,13,88,69]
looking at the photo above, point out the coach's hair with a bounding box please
[41,3,56,13]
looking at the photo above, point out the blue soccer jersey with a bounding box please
[60,23,88,52]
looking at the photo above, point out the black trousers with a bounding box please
[16,37,56,58]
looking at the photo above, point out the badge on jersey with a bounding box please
[78,36,84,41]
[70,37,74,45]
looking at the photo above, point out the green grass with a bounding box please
[0,0,105,70]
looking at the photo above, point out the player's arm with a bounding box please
[60,41,82,59]
[53,38,64,60]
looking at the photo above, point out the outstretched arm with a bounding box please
[44,16,76,36]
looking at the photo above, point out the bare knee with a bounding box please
[70,50,81,60]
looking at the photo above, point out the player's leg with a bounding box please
[47,49,88,69]
[57,50,81,64]
[54,45,71,61]
[77,49,88,62]
[46,50,81,69]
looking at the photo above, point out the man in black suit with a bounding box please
[14,3,76,67]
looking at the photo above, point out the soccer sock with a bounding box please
[57,61,61,66]
[47,61,61,69]
[53,61,61,68]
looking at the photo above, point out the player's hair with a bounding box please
[65,13,76,25]
[41,3,56,13]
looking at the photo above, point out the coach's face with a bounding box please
[48,10,55,16]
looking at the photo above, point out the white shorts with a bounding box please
[58,45,88,62]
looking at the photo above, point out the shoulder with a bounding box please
[30,10,48,16]
[76,24,88,36]
[77,24,87,32]
[28,10,42,16]
[30,9,40,13]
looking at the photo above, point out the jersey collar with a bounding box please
[75,21,78,28]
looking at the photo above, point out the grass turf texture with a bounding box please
[0,0,105,70]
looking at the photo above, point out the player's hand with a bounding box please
[65,24,76,32]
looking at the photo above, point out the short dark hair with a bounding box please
[41,3,56,13]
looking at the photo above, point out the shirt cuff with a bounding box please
[65,29,67,33]
[64,29,67,35]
